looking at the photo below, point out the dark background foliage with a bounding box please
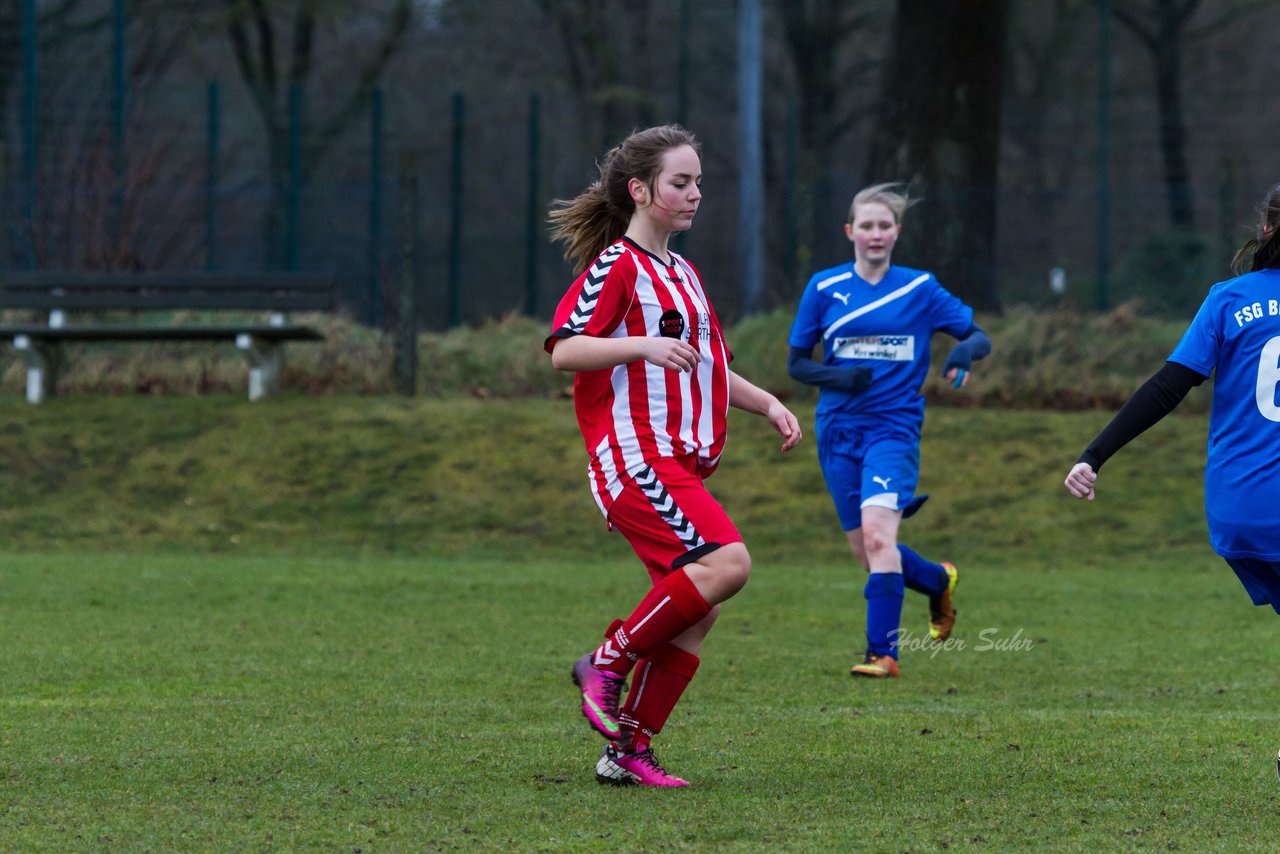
[4,0,1276,327]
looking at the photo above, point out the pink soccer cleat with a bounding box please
[607,744,690,787]
[571,654,625,740]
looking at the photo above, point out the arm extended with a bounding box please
[786,346,872,393]
[1077,361,1207,471]
[1065,360,1207,501]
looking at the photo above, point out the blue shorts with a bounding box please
[1223,557,1280,615]
[816,416,926,532]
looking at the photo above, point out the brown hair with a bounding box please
[549,125,701,274]
[848,182,917,225]
[1232,182,1280,274]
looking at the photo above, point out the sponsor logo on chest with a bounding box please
[658,310,715,343]
[831,334,915,361]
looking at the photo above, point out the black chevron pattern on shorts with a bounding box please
[634,465,705,550]
[566,243,625,333]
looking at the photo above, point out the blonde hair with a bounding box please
[847,182,916,225]
[549,125,701,275]
[1232,182,1280,274]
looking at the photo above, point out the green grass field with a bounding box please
[1,397,1278,851]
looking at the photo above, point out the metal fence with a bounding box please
[6,1,1280,330]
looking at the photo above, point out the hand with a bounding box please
[945,367,969,388]
[640,337,701,373]
[766,400,802,452]
[1064,462,1096,501]
[846,367,873,394]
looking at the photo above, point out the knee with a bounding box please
[860,524,897,559]
[682,542,751,604]
[715,543,752,595]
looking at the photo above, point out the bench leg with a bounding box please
[235,334,282,401]
[13,335,58,404]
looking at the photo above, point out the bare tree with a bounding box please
[2,0,109,263]
[1113,0,1271,230]
[140,0,412,268]
[6,0,203,269]
[233,0,410,267]
[533,0,664,150]
[864,0,1007,313]
[774,0,885,289]
[1002,0,1091,271]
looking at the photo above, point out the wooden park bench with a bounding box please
[0,271,335,403]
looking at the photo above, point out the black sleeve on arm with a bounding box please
[1077,361,1208,471]
[787,346,872,394]
[942,324,993,374]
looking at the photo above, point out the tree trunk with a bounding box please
[1154,11,1194,228]
[865,0,1007,313]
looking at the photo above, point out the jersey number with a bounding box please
[1256,336,1280,421]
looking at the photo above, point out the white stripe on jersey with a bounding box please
[589,470,610,517]
[609,347,643,481]
[594,434,623,499]
[816,270,854,291]
[673,256,718,452]
[823,273,930,341]
[656,263,696,452]
[634,264,676,459]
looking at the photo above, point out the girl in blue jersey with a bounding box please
[1065,182,1280,614]
[788,183,992,678]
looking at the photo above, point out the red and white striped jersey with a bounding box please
[545,238,732,517]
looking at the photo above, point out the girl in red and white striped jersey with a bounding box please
[545,125,801,787]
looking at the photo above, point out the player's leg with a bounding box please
[850,504,905,677]
[845,528,870,569]
[601,613,718,788]
[573,459,738,752]
[815,419,889,676]
[601,467,747,787]
[857,536,955,640]
[852,430,931,677]
[596,623,707,788]
[902,546,959,641]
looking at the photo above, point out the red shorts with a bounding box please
[607,456,742,583]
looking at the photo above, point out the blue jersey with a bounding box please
[1169,267,1280,560]
[788,262,974,427]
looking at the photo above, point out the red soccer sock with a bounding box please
[619,643,701,751]
[592,568,711,676]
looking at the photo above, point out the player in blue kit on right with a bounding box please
[788,183,992,678]
[1066,182,1280,613]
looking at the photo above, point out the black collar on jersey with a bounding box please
[623,236,678,270]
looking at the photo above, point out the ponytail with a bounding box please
[1232,182,1280,275]
[548,148,631,276]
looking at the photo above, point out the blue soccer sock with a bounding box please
[898,545,950,598]
[864,571,905,659]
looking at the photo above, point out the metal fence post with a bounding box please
[1096,0,1111,311]
[20,0,38,268]
[206,81,220,271]
[525,92,541,318]
[397,156,419,396]
[287,83,303,272]
[369,87,384,327]
[448,92,466,327]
